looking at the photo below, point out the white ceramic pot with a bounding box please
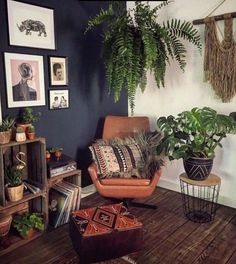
[16,132,26,142]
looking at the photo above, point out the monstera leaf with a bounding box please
[157,107,236,159]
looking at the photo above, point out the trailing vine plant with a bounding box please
[85,1,202,115]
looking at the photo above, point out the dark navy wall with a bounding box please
[0,0,128,187]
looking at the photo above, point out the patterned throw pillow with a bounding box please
[89,143,143,178]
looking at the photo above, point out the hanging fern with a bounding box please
[85,1,202,115]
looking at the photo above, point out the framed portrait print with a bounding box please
[7,0,55,50]
[4,52,46,108]
[49,56,68,86]
[49,90,69,110]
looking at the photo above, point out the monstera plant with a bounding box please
[156,107,236,180]
[85,1,201,114]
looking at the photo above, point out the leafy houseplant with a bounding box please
[15,126,26,142]
[13,212,44,239]
[156,107,236,180]
[17,107,41,132]
[26,125,36,140]
[5,166,24,202]
[0,117,15,144]
[85,1,201,114]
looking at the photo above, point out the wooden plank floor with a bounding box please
[1,187,236,264]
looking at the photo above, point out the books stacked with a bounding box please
[49,180,81,228]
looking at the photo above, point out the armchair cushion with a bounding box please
[89,143,143,178]
[89,131,164,180]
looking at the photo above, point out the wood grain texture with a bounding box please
[1,187,236,264]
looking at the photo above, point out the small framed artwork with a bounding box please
[7,0,55,50]
[4,52,46,108]
[49,90,69,110]
[49,56,68,86]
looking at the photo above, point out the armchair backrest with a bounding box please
[102,116,150,140]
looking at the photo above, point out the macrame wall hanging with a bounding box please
[193,1,236,102]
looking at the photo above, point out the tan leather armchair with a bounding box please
[88,116,162,209]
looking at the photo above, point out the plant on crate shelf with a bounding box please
[26,125,36,140]
[5,166,24,202]
[0,117,15,144]
[50,147,63,161]
[156,107,236,180]
[13,212,44,239]
[85,1,201,114]
[15,126,26,142]
[17,107,41,132]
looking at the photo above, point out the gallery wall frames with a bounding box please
[7,0,55,50]
[4,52,46,108]
[49,56,68,86]
[49,90,69,110]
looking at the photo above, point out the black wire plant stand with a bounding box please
[180,173,221,223]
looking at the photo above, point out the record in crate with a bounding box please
[47,154,77,178]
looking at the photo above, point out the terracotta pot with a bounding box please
[6,184,24,202]
[0,130,11,144]
[17,123,31,132]
[16,132,26,142]
[0,215,12,237]
[22,228,35,240]
[27,132,36,140]
[55,150,62,161]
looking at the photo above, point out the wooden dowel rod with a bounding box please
[193,12,236,25]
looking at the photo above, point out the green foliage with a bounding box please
[20,107,41,124]
[16,126,24,133]
[0,117,15,132]
[5,166,23,187]
[27,125,35,133]
[13,212,44,238]
[156,107,236,160]
[85,1,201,114]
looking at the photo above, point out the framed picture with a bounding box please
[49,90,69,110]
[49,56,68,86]
[4,52,46,108]
[7,0,55,50]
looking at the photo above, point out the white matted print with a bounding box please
[4,52,46,108]
[49,56,68,86]
[7,0,55,50]
[49,90,69,110]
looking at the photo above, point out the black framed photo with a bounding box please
[49,90,69,110]
[7,0,55,50]
[49,56,68,86]
[4,52,46,108]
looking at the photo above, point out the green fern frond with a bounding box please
[163,19,202,51]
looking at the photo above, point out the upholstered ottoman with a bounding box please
[69,203,143,263]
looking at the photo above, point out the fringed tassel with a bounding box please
[204,16,236,102]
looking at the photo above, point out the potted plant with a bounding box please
[26,125,36,140]
[0,117,15,144]
[50,147,63,161]
[156,107,236,180]
[15,126,26,142]
[17,107,41,132]
[13,212,44,239]
[85,1,201,114]
[5,166,24,202]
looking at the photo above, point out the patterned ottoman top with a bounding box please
[71,204,143,237]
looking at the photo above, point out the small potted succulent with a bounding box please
[26,125,36,140]
[17,107,41,132]
[0,117,15,144]
[50,147,63,161]
[5,166,24,202]
[13,212,44,239]
[15,126,26,142]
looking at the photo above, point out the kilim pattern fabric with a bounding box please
[71,203,143,237]
[89,144,143,176]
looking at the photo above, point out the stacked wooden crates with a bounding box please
[0,137,48,255]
